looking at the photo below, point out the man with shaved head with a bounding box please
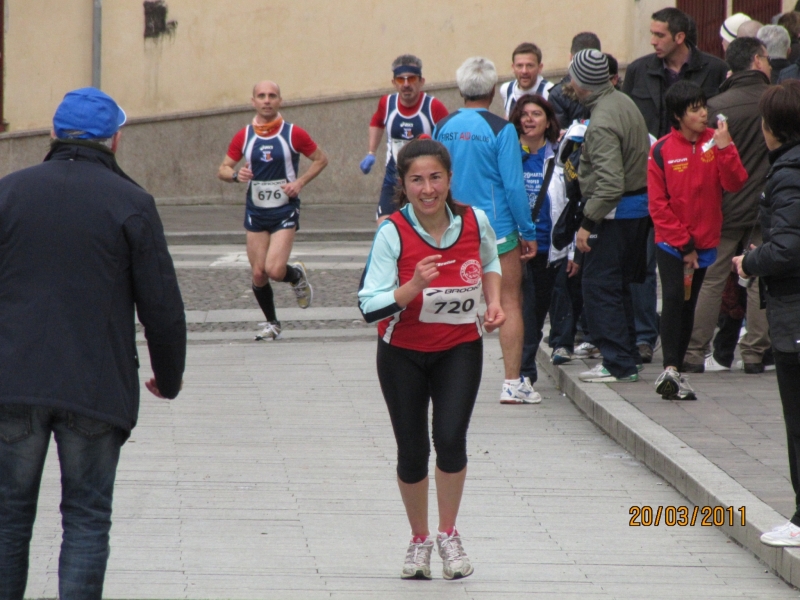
[218,81,328,340]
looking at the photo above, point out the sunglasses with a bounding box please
[394,75,420,85]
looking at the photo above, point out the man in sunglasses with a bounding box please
[360,55,449,222]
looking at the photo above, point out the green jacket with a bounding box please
[578,84,650,225]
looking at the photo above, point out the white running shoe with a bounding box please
[655,367,680,398]
[579,363,638,383]
[436,530,473,580]
[704,354,730,372]
[574,342,601,359]
[499,377,542,404]
[760,522,800,546]
[551,347,574,365]
[255,321,282,341]
[401,537,433,580]
[675,375,697,401]
[290,262,313,309]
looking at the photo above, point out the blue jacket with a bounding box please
[0,142,186,432]
[434,108,536,242]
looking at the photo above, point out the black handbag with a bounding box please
[551,140,585,250]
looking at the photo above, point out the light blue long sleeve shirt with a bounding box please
[358,204,500,321]
[434,108,536,242]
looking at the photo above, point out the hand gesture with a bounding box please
[410,255,442,292]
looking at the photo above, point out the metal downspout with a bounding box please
[92,0,101,88]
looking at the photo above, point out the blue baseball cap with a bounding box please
[53,87,127,140]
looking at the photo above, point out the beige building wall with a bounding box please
[5,0,646,132]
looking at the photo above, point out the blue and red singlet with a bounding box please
[227,121,317,211]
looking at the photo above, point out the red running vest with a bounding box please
[378,207,484,352]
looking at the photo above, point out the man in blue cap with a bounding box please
[0,87,186,599]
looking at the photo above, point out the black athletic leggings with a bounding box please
[376,337,483,484]
[656,247,707,369]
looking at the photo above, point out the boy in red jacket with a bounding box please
[649,80,748,400]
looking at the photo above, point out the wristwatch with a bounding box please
[231,171,239,183]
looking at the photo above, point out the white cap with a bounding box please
[720,13,751,43]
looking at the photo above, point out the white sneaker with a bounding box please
[500,377,542,404]
[255,321,282,341]
[436,530,473,580]
[574,342,601,359]
[401,537,433,579]
[290,262,313,309]
[704,354,730,372]
[655,367,680,398]
[760,522,800,546]
[579,363,638,383]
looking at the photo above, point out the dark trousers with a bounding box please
[521,254,561,382]
[582,218,649,378]
[376,338,482,484]
[629,226,660,349]
[655,247,707,369]
[712,313,743,368]
[773,350,800,525]
[548,256,584,352]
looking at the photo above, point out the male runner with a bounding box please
[499,42,555,118]
[218,80,328,340]
[359,55,448,222]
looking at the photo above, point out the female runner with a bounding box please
[358,137,504,580]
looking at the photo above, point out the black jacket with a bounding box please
[622,46,728,138]
[743,142,800,352]
[706,70,771,232]
[0,142,186,432]
[549,74,590,130]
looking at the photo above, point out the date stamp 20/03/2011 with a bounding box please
[629,505,745,527]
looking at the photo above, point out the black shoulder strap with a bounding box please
[530,158,556,222]
[652,138,668,171]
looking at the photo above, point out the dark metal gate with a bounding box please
[678,0,783,59]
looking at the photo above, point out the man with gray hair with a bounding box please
[758,24,792,82]
[359,55,449,222]
[434,56,540,404]
[570,50,652,384]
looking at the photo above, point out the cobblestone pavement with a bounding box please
[176,268,363,312]
[168,242,370,337]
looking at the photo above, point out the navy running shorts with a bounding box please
[244,203,300,234]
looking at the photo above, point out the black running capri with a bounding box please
[376,337,483,484]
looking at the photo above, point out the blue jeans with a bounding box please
[0,405,126,600]
[629,226,659,349]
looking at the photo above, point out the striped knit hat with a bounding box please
[568,49,610,91]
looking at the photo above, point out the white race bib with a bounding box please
[419,284,482,325]
[391,139,409,162]
[251,179,289,208]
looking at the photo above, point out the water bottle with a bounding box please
[683,265,694,301]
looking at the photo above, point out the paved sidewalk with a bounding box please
[23,338,797,599]
[132,203,800,590]
[539,346,800,588]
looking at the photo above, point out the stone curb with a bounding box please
[536,343,800,587]
[165,229,376,245]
